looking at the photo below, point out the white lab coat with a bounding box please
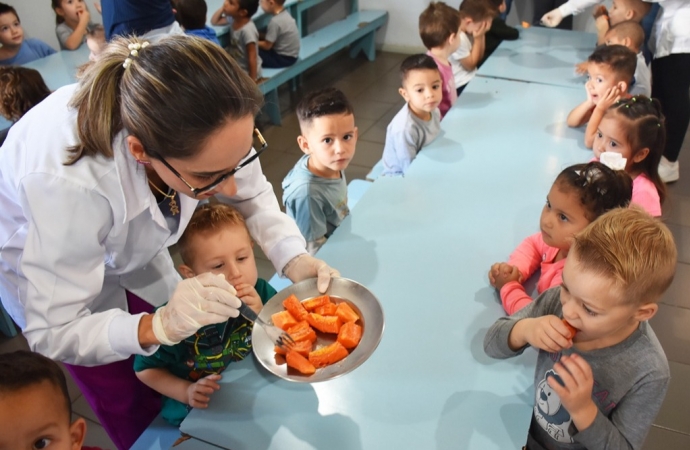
[0,84,306,366]
[557,0,690,58]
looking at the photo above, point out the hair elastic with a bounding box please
[122,41,150,69]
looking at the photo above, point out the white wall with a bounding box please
[5,0,102,51]
[360,0,600,54]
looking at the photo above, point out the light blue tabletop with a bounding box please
[179,77,591,449]
[477,26,597,89]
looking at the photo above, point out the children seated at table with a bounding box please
[567,45,636,129]
[489,161,632,315]
[134,203,277,426]
[0,67,51,145]
[450,0,498,97]
[484,206,675,450]
[419,2,462,118]
[211,0,262,81]
[52,0,97,50]
[174,0,220,46]
[0,3,56,65]
[381,54,442,177]
[86,24,106,61]
[591,96,666,217]
[282,87,357,255]
[258,0,300,68]
[0,350,102,450]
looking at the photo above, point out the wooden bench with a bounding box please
[259,9,388,125]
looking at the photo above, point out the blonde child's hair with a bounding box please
[606,20,645,52]
[617,0,652,22]
[418,2,461,50]
[177,203,250,266]
[66,35,263,165]
[571,207,676,305]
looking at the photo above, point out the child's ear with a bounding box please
[633,302,658,322]
[69,417,87,450]
[622,37,632,49]
[297,135,310,154]
[178,264,196,279]
[398,87,410,103]
[625,9,635,21]
[617,80,628,94]
[632,147,650,163]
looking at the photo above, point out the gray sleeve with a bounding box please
[484,287,563,359]
[575,378,670,450]
[240,24,259,46]
[393,126,422,173]
[55,23,73,49]
[264,18,279,43]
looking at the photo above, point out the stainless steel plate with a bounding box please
[252,277,385,383]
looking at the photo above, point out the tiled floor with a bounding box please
[1,47,689,449]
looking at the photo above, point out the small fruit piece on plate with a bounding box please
[309,341,349,368]
[335,302,360,323]
[274,339,312,357]
[286,351,316,375]
[271,310,298,330]
[301,295,331,311]
[286,320,317,343]
[315,303,338,316]
[562,319,577,339]
[337,321,362,349]
[283,294,309,320]
[306,313,342,334]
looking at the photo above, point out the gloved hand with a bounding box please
[540,8,564,28]
[152,272,241,346]
[283,253,340,293]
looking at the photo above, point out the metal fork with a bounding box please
[238,301,296,351]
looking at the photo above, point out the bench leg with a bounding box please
[349,31,376,61]
[262,89,282,126]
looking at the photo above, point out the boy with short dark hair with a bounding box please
[258,0,300,67]
[382,54,443,176]
[282,88,358,254]
[604,20,650,96]
[0,2,56,65]
[567,44,636,130]
[419,2,462,118]
[0,350,93,449]
[211,0,262,80]
[174,0,221,45]
[134,203,276,426]
[484,207,675,450]
[450,0,499,96]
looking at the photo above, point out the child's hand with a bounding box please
[78,8,91,26]
[488,263,522,290]
[93,2,101,14]
[595,15,610,35]
[547,354,598,430]
[540,9,564,28]
[575,61,588,75]
[473,19,491,38]
[235,283,263,314]
[186,374,222,409]
[595,86,621,112]
[523,315,574,353]
[592,5,608,19]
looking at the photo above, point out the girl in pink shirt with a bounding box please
[592,95,667,217]
[489,162,633,315]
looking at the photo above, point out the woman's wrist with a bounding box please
[137,313,160,348]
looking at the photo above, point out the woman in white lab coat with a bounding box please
[0,35,337,449]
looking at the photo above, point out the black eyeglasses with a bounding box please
[154,128,268,197]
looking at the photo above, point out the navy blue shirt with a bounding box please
[101,0,175,40]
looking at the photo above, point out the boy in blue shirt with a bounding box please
[173,0,221,46]
[0,3,56,65]
[134,203,276,426]
[282,88,358,254]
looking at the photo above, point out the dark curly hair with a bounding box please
[555,161,633,222]
[0,67,51,122]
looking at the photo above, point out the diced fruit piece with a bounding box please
[274,339,312,357]
[315,303,338,316]
[309,342,349,368]
[301,295,330,311]
[271,310,297,330]
[286,351,316,375]
[286,320,317,343]
[283,294,308,320]
[335,302,360,323]
[306,313,342,334]
[337,322,362,349]
[562,319,577,339]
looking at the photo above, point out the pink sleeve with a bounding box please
[500,281,535,315]
[507,233,545,281]
[632,176,662,217]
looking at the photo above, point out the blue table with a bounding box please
[478,26,596,89]
[178,77,590,449]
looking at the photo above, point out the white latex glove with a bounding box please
[283,253,340,293]
[541,8,564,28]
[152,272,241,346]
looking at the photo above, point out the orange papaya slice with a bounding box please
[271,310,298,330]
[337,321,362,349]
[286,351,316,375]
[282,294,308,320]
[306,313,342,334]
[309,341,349,368]
[301,295,330,311]
[286,320,317,343]
[335,302,360,323]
